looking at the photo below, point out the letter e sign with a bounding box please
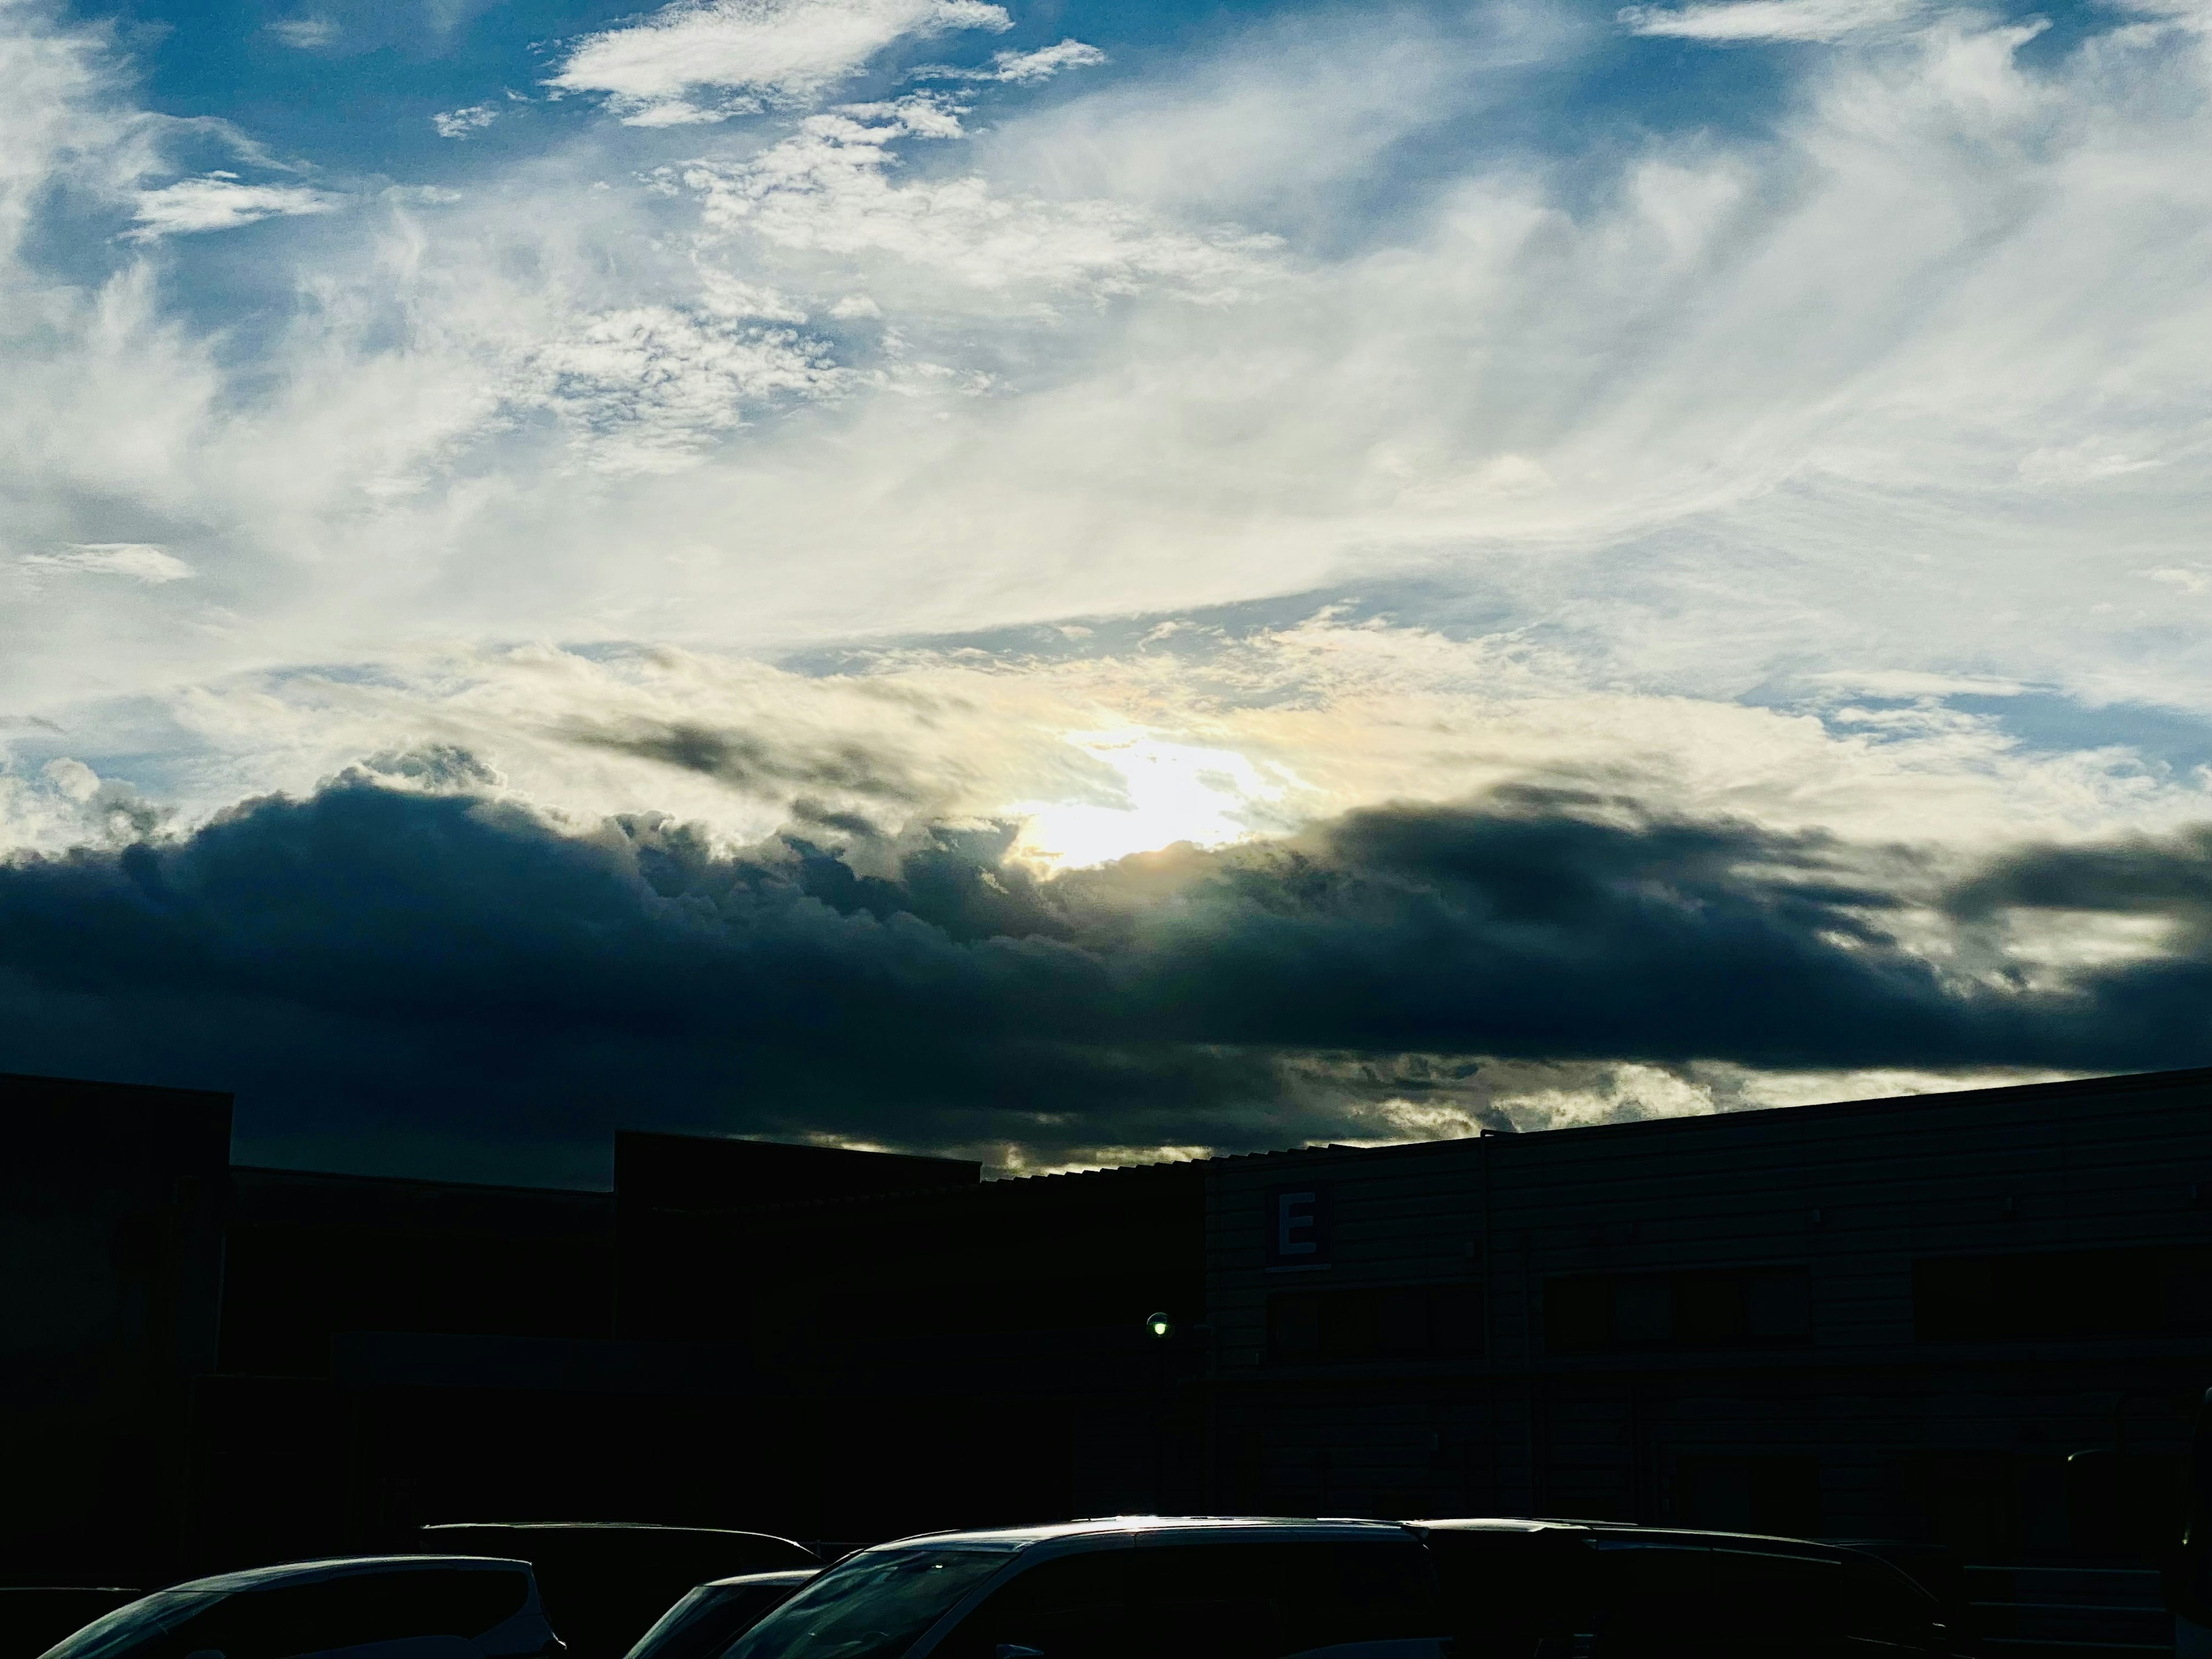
[1265,1183,1331,1270]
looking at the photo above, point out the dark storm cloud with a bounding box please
[1947,826,2212,922]
[560,717,923,802]
[0,774,2204,1181]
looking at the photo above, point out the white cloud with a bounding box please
[547,0,1012,123]
[914,39,1106,85]
[1804,669,2026,699]
[127,172,340,238]
[21,543,194,582]
[1619,0,1919,43]
[431,104,500,139]
[518,306,844,471]
[2146,566,2210,596]
[681,96,1278,300]
[28,615,2212,874]
[0,0,2207,815]
[2017,439,2164,487]
[267,16,338,48]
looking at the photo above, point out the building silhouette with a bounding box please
[5,1065,2210,1622]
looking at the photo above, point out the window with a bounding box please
[135,1571,532,1659]
[1676,1456,1821,1539]
[726,1549,1014,1659]
[1913,1244,2212,1340]
[1264,1282,1482,1362]
[1130,1540,1441,1659]
[1414,1529,1593,1655]
[1831,1556,1941,1647]
[1545,1267,1809,1353]
[2065,1450,2183,1556]
[630,1582,807,1659]
[930,1552,1129,1659]
[1590,1543,1718,1650]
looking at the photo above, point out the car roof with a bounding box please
[423,1524,789,1539]
[698,1572,817,1590]
[864,1517,1419,1552]
[1408,1518,1858,1556]
[165,1556,533,1596]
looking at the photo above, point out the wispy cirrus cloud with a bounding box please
[680,95,1278,300]
[127,172,340,238]
[1619,0,1919,41]
[914,39,1105,85]
[547,0,1011,125]
[1,0,2209,1185]
[431,104,500,138]
[518,304,846,471]
[266,16,338,48]
[21,543,194,582]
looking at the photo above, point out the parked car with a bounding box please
[34,1556,558,1659]
[2,1589,143,1659]
[1406,1518,1971,1657]
[722,1516,1450,1659]
[1824,1541,1975,1653]
[416,1527,816,1659]
[620,1573,817,1659]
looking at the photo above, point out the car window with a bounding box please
[1831,1558,1939,1649]
[40,1593,229,1659]
[723,1550,1013,1659]
[1131,1541,1441,1659]
[133,1571,532,1659]
[1589,1543,1714,1658]
[628,1584,810,1659]
[927,1552,1129,1659]
[1416,1530,1593,1649]
[1706,1549,1842,1645]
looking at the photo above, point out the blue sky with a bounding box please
[1,0,2207,1174]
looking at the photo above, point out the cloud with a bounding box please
[431,104,500,139]
[1618,0,1919,43]
[680,96,1278,299]
[558,717,925,800]
[21,543,194,582]
[1,0,2209,955]
[516,305,845,470]
[2147,567,2210,597]
[0,772,2200,1179]
[6,0,2206,730]
[267,17,338,48]
[547,0,1012,124]
[914,39,1106,85]
[127,172,341,238]
[1948,827,2212,923]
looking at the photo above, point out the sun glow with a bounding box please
[1010,732,1297,869]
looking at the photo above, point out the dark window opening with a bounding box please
[1676,1455,1821,1538]
[2065,1450,2183,1558]
[1266,1282,1482,1363]
[1912,1244,2212,1341]
[1544,1267,1810,1353]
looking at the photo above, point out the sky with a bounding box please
[0,0,2206,1184]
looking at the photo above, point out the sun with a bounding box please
[1009,731,1294,870]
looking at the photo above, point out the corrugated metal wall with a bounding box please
[1205,1068,2212,1567]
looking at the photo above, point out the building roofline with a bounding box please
[0,1069,232,1105]
[229,1164,612,1203]
[1203,1063,2212,1173]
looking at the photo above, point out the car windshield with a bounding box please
[39,1592,227,1659]
[722,1550,1014,1659]
[626,1583,802,1659]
